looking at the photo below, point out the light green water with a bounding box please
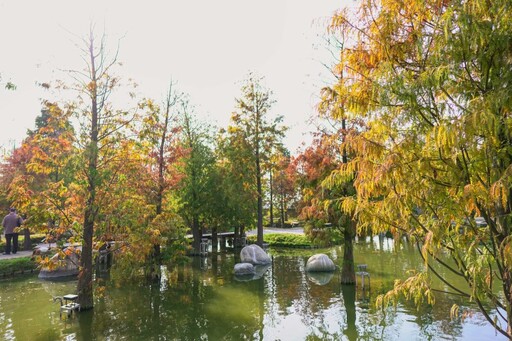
[0,237,506,340]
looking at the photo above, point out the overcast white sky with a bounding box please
[0,0,348,155]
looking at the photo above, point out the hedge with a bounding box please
[0,257,38,277]
[247,233,314,248]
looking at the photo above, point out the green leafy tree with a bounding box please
[225,74,286,246]
[176,100,217,253]
[216,129,257,237]
[329,0,512,336]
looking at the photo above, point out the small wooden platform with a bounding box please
[60,294,80,317]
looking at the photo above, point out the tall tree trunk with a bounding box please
[269,168,274,227]
[256,147,264,246]
[341,219,356,284]
[78,36,99,310]
[80,202,95,306]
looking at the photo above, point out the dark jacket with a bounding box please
[2,212,22,234]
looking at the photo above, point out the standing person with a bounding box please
[2,208,22,255]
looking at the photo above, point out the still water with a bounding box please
[0,237,506,340]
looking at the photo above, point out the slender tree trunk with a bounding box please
[256,148,264,246]
[340,115,356,284]
[280,193,285,228]
[269,168,274,227]
[78,37,99,310]
[79,153,96,310]
[212,226,218,252]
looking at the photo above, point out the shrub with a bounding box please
[0,257,38,274]
[247,233,314,248]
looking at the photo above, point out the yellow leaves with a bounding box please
[433,123,458,152]
[500,236,512,269]
[376,271,435,312]
[450,304,460,319]
[341,196,357,216]
[422,231,433,264]
[490,180,509,210]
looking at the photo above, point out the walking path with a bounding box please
[0,227,305,261]
[0,242,61,260]
[247,226,304,235]
[0,249,34,260]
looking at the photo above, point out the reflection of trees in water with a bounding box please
[341,284,357,341]
[13,241,499,339]
[265,255,345,339]
[87,255,254,340]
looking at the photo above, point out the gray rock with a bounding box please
[240,244,272,265]
[305,254,336,272]
[234,263,256,276]
[38,248,80,279]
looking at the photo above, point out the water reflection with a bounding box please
[0,239,507,340]
[307,271,334,286]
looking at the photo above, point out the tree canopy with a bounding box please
[327,0,512,337]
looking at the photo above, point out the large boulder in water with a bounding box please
[38,248,80,279]
[240,244,271,265]
[305,254,336,272]
[234,263,256,276]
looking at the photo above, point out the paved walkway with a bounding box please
[0,227,305,261]
[0,249,34,260]
[246,226,304,235]
[0,242,60,260]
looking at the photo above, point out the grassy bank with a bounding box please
[247,233,314,248]
[0,257,38,277]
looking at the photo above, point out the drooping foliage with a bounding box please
[328,0,512,336]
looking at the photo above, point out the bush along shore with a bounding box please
[247,233,316,248]
[0,257,38,278]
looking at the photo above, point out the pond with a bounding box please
[0,236,506,340]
